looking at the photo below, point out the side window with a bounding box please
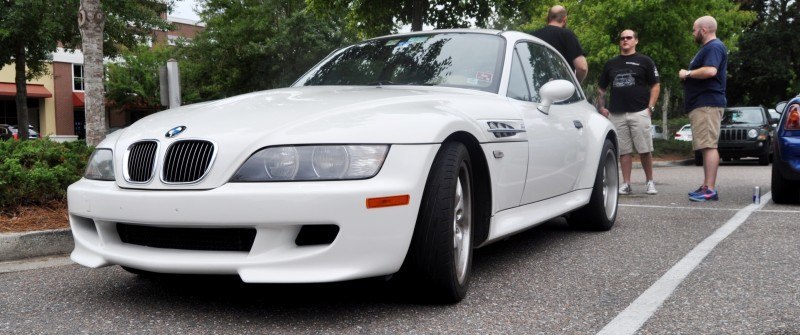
[515,42,582,104]
[507,50,531,101]
[535,44,583,104]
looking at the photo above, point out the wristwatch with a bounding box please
[649,106,655,113]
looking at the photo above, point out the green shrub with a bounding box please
[0,139,92,209]
[652,138,693,158]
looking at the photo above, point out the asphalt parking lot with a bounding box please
[1,161,798,334]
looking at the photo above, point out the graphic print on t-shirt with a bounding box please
[613,72,635,88]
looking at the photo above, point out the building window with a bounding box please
[73,64,84,91]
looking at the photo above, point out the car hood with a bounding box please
[109,86,517,189]
[118,86,507,144]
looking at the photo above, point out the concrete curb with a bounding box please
[0,228,73,262]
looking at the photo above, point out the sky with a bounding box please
[170,0,201,21]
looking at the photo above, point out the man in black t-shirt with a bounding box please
[532,5,588,83]
[598,29,661,195]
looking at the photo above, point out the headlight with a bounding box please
[747,129,758,139]
[84,149,115,181]
[232,145,389,181]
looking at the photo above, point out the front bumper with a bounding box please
[718,139,768,158]
[67,144,439,283]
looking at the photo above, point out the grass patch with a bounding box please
[652,138,693,158]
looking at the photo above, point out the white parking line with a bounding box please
[597,192,773,335]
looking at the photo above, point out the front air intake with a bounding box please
[126,141,158,183]
[720,129,747,141]
[162,140,215,183]
[117,223,256,252]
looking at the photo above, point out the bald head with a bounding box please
[547,5,568,25]
[693,15,718,44]
[695,16,718,33]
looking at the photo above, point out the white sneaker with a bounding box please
[646,180,658,195]
[619,183,632,195]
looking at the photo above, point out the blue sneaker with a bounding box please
[688,185,707,197]
[689,187,719,202]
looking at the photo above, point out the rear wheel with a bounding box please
[772,162,800,204]
[694,151,703,166]
[568,139,618,231]
[400,142,474,303]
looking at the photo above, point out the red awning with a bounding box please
[0,82,53,98]
[73,92,85,107]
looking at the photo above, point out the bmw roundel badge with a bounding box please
[165,126,187,138]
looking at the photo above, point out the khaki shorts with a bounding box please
[689,106,724,150]
[609,108,654,156]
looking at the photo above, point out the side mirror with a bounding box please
[537,79,575,114]
[776,101,788,114]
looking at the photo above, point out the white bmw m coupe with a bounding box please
[68,29,618,303]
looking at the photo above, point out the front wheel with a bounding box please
[400,142,474,303]
[772,161,800,204]
[568,139,618,231]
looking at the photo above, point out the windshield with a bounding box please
[722,108,766,125]
[295,33,506,93]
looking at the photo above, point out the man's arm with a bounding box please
[573,55,588,83]
[679,66,717,80]
[648,83,661,116]
[596,87,609,117]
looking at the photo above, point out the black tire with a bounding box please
[400,142,474,303]
[771,162,800,204]
[759,146,770,166]
[694,150,703,166]
[568,139,618,231]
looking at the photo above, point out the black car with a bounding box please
[696,106,773,165]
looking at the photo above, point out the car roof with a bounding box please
[367,28,504,42]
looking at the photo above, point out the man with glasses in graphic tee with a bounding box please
[597,29,661,195]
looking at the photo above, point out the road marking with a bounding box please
[598,192,773,335]
[0,255,73,274]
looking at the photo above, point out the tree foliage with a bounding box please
[177,0,352,103]
[727,0,799,106]
[0,0,173,142]
[106,44,176,109]
[306,0,535,38]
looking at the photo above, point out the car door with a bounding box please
[507,42,588,204]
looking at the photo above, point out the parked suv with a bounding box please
[696,106,772,166]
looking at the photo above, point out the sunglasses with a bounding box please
[619,36,635,41]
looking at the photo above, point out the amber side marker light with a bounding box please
[366,195,410,208]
